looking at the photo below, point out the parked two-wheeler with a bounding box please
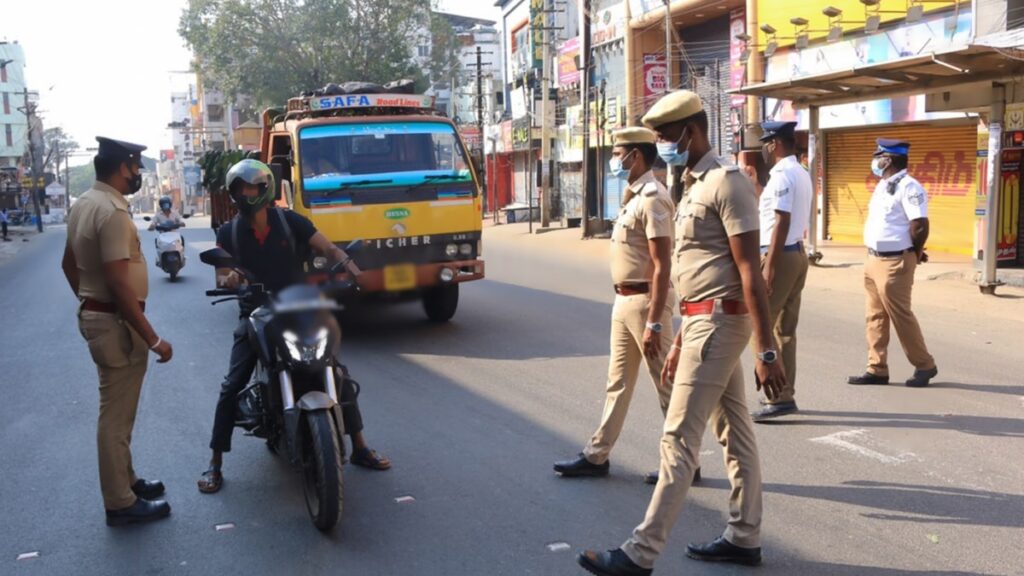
[199,243,361,531]
[143,215,190,281]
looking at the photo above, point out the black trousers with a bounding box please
[210,319,364,453]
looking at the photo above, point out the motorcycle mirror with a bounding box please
[183,214,192,219]
[199,247,237,268]
[344,239,363,253]
[143,216,152,221]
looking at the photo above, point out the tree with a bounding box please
[179,0,449,109]
[425,13,462,95]
[42,127,78,174]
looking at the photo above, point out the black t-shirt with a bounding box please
[216,208,317,292]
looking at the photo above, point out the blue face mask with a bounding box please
[657,129,690,166]
[871,157,890,178]
[609,157,628,179]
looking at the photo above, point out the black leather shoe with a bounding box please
[847,372,889,385]
[577,549,651,576]
[686,536,761,566]
[105,498,171,527]
[905,367,938,388]
[643,467,701,485]
[751,401,798,422]
[131,478,165,500]
[554,453,609,478]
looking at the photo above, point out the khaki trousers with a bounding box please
[759,250,808,404]
[583,293,674,464]
[78,309,149,510]
[864,253,935,376]
[622,314,762,569]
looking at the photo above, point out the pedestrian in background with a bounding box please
[554,126,696,485]
[848,138,938,388]
[1,208,8,241]
[577,91,785,576]
[750,121,812,422]
[62,137,174,527]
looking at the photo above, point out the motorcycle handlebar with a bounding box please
[206,289,237,297]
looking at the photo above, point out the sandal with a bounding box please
[197,467,223,494]
[351,448,391,471]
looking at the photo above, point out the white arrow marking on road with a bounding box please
[547,542,571,553]
[809,429,912,464]
[17,552,40,561]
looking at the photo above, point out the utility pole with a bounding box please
[21,87,43,232]
[663,0,672,91]
[475,45,488,215]
[580,0,592,239]
[539,0,552,228]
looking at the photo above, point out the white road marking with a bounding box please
[17,552,40,561]
[215,522,236,531]
[395,495,416,504]
[546,542,571,553]
[809,429,913,464]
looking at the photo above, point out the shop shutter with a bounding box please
[513,153,527,205]
[824,123,977,255]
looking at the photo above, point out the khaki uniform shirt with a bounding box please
[67,182,148,302]
[610,170,675,285]
[674,151,760,302]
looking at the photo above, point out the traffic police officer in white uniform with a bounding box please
[554,127,682,484]
[848,138,938,388]
[751,121,812,421]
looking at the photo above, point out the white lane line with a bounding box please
[394,495,416,504]
[809,429,912,464]
[17,551,40,561]
[547,542,571,553]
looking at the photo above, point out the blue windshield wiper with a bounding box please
[405,174,467,194]
[321,179,393,196]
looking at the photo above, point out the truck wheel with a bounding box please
[422,284,459,322]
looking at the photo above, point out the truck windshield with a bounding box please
[299,122,473,204]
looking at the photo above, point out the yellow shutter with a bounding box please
[824,123,978,255]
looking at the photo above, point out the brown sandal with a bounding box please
[351,448,391,471]
[197,467,223,493]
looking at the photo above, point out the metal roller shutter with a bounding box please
[513,153,527,205]
[825,123,977,255]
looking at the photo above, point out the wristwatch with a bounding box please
[645,322,663,333]
[757,349,779,364]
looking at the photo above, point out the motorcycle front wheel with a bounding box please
[301,410,344,531]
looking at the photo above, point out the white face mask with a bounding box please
[871,156,891,177]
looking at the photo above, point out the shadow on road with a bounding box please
[772,562,1000,576]
[700,477,1024,529]
[775,409,1024,438]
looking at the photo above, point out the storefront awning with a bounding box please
[729,30,1024,108]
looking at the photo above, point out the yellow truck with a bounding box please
[255,87,484,321]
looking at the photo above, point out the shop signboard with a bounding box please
[642,53,667,103]
[558,38,581,86]
[998,148,1020,261]
[729,9,747,107]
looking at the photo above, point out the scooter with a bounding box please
[143,215,190,281]
[199,242,362,532]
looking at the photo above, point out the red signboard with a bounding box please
[730,8,747,107]
[643,53,667,104]
[558,37,581,86]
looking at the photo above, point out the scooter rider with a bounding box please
[148,196,184,231]
[197,159,391,494]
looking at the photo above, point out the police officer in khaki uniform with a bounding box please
[61,137,175,526]
[848,138,938,388]
[577,91,785,576]
[554,127,683,484]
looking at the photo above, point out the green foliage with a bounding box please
[179,0,443,108]
[42,127,79,173]
[198,149,246,195]
[67,155,158,198]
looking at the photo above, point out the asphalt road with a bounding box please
[1,218,1022,575]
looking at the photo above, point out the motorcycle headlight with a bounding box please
[282,328,330,362]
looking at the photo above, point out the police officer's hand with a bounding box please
[218,270,242,289]
[661,343,681,388]
[917,249,929,264]
[151,339,173,363]
[755,359,786,401]
[643,328,662,361]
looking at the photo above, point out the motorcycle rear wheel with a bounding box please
[301,410,344,531]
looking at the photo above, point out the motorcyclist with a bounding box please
[148,196,184,231]
[197,159,390,494]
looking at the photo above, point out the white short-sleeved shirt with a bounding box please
[863,169,928,252]
[758,155,812,247]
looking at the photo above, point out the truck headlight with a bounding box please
[459,243,472,256]
[445,243,458,257]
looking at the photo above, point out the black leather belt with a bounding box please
[614,283,650,296]
[868,248,912,257]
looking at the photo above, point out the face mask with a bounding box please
[871,157,890,178]
[657,129,690,166]
[761,142,774,165]
[609,157,628,179]
[124,164,143,195]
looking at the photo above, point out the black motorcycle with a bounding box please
[199,244,360,531]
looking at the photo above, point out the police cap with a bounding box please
[759,121,797,142]
[612,126,657,146]
[95,136,147,166]
[874,138,910,157]
[641,90,703,130]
